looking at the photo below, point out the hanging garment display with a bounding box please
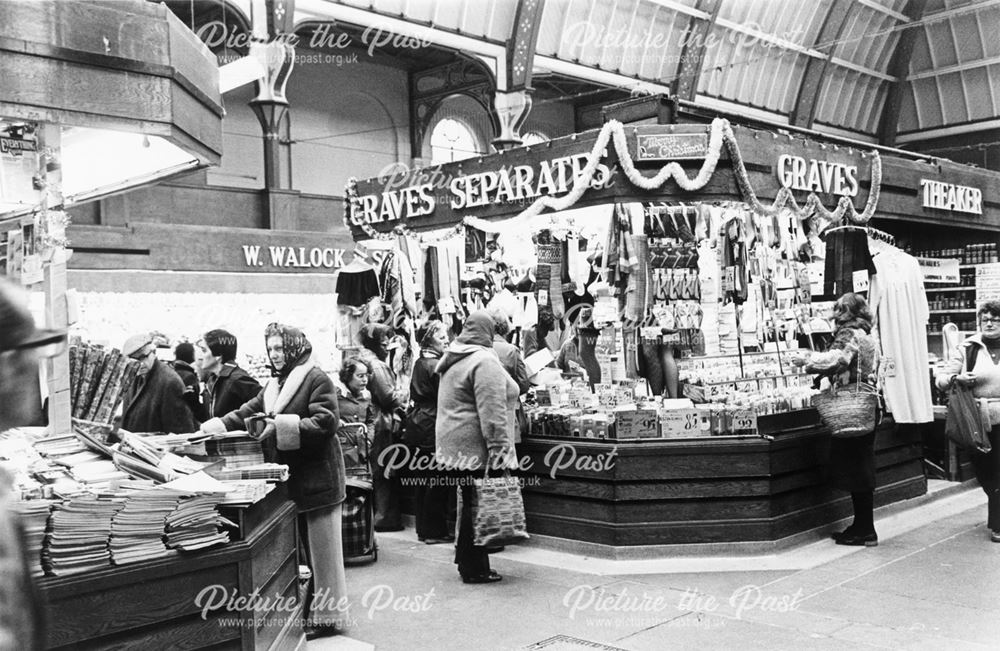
[823,227,876,297]
[867,242,933,423]
[335,264,380,307]
[721,213,750,305]
[423,246,440,312]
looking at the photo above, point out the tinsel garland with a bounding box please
[343,118,883,241]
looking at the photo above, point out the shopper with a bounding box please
[791,292,880,546]
[0,278,65,649]
[403,320,452,545]
[436,311,519,584]
[196,329,262,420]
[358,323,407,532]
[171,341,201,425]
[935,300,1000,543]
[555,307,601,387]
[336,357,375,435]
[522,304,556,358]
[120,332,196,434]
[488,308,531,395]
[200,323,347,638]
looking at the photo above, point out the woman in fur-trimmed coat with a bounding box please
[791,292,880,548]
[201,323,346,637]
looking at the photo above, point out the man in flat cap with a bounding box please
[119,332,195,434]
[0,277,63,647]
[0,278,65,432]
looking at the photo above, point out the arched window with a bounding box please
[429,118,480,164]
[521,131,549,146]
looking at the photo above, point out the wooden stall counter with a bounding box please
[519,410,926,548]
[39,486,304,651]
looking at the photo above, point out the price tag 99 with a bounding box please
[731,409,758,433]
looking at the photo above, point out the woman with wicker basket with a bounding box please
[791,293,880,547]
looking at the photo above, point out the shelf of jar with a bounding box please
[925,287,976,293]
[928,309,977,315]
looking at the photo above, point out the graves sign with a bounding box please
[349,153,614,226]
[777,154,859,197]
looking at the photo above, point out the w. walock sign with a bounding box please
[241,245,347,269]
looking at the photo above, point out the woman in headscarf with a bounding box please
[403,320,452,544]
[358,323,408,532]
[436,311,519,584]
[201,323,346,639]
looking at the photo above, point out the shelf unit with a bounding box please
[925,287,975,293]
[925,263,983,357]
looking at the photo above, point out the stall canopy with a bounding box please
[0,0,223,221]
[345,118,1000,240]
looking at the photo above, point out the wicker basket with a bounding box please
[812,382,878,438]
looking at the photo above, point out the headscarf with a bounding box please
[264,322,312,378]
[456,311,496,348]
[435,311,497,377]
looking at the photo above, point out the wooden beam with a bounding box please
[790,0,854,129]
[505,0,546,92]
[670,0,722,102]
[878,0,928,146]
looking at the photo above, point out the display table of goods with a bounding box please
[1,425,289,576]
[1,425,301,650]
[525,351,818,441]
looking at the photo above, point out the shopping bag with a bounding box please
[813,381,878,438]
[472,471,530,547]
[944,384,992,453]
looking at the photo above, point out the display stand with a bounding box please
[38,486,305,651]
[342,95,966,545]
[518,412,922,549]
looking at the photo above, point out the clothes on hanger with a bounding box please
[867,241,933,423]
[823,226,876,297]
[336,254,380,307]
[721,213,749,304]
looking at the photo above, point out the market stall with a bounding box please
[337,100,989,548]
[0,2,307,648]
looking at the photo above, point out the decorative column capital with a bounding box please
[492,89,533,151]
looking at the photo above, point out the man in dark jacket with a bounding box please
[196,329,262,421]
[120,333,196,434]
[171,342,202,425]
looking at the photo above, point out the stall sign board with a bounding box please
[635,133,710,161]
[917,257,960,284]
[241,245,348,269]
[921,179,982,215]
[976,263,1000,303]
[777,155,859,197]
